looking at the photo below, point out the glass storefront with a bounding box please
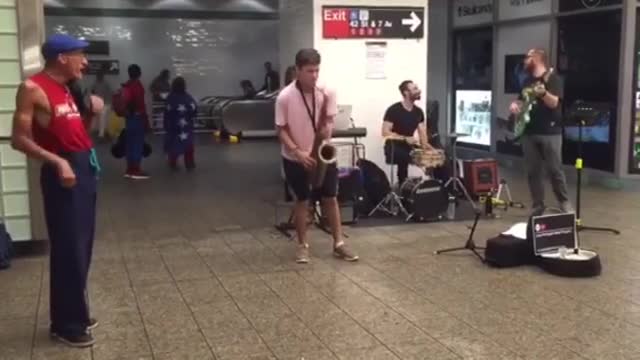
[450,0,631,175]
[452,27,493,148]
[557,10,621,172]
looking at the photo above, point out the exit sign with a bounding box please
[322,6,424,39]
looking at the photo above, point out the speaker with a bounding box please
[463,159,498,195]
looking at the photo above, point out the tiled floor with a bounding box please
[2,139,640,360]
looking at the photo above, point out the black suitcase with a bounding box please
[484,235,535,268]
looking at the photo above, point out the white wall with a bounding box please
[46,16,279,100]
[313,0,429,179]
[495,20,551,153]
[279,0,314,79]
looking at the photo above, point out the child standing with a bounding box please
[163,77,197,170]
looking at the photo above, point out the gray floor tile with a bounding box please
[6,139,640,359]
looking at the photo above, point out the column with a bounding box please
[617,0,637,177]
[0,0,32,241]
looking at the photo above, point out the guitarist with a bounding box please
[509,48,573,216]
[382,80,434,185]
[275,48,359,264]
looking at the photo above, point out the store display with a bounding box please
[504,54,527,94]
[454,90,492,146]
[564,101,611,144]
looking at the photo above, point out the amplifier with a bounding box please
[463,159,498,195]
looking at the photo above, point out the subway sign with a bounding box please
[322,6,424,39]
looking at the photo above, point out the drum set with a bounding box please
[370,133,475,222]
[399,147,449,222]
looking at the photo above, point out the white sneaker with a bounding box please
[296,244,310,264]
[560,202,574,214]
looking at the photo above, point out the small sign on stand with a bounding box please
[531,213,577,254]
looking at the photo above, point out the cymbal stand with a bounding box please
[443,135,477,213]
[369,140,409,218]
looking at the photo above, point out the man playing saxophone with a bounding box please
[275,48,359,264]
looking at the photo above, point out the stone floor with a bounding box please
[2,139,640,360]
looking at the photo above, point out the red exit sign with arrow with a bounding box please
[322,6,424,39]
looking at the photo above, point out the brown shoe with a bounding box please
[296,244,310,264]
[333,244,359,262]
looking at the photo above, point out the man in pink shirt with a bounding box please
[276,48,359,264]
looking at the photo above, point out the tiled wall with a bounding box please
[46,16,279,100]
[0,0,32,241]
[279,0,314,76]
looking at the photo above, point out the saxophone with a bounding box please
[309,88,337,189]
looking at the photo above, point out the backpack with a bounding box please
[0,223,14,270]
[356,159,391,215]
[112,85,129,117]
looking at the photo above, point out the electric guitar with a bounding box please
[511,68,553,139]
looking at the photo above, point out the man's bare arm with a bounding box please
[417,123,432,149]
[382,121,400,138]
[11,83,63,165]
[276,125,299,153]
[318,115,335,140]
[382,120,418,144]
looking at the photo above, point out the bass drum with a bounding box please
[400,178,448,222]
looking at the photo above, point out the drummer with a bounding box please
[382,80,434,185]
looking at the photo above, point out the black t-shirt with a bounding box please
[519,70,564,135]
[383,102,425,137]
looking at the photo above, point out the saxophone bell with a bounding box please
[318,141,337,164]
[312,140,337,188]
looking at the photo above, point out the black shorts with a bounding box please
[283,157,338,202]
[384,140,412,165]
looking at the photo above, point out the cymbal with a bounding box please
[447,132,469,138]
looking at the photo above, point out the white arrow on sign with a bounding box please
[401,11,421,33]
[109,62,119,72]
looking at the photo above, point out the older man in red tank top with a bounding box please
[11,34,102,347]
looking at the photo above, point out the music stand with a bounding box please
[368,140,409,218]
[434,208,484,262]
[572,119,620,235]
[443,133,478,213]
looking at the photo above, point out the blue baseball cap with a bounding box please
[41,34,89,60]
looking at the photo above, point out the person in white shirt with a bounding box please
[90,71,113,138]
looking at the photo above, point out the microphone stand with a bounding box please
[573,119,620,235]
[434,209,485,262]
